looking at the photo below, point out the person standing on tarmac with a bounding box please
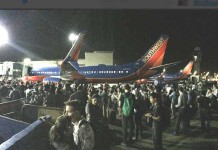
[65,100,95,150]
[119,84,135,146]
[169,88,178,119]
[173,86,189,135]
[145,92,163,150]
[133,89,144,140]
[197,91,211,132]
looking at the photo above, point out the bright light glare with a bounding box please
[68,33,78,42]
[23,58,31,65]
[194,56,197,61]
[0,26,9,46]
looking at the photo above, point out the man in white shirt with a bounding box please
[173,87,189,135]
[65,100,95,150]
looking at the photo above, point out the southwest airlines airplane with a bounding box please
[136,61,194,84]
[22,33,169,83]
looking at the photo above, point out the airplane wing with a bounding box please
[149,61,182,72]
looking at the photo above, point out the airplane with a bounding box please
[136,61,194,84]
[21,33,85,83]
[21,33,169,83]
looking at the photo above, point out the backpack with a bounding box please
[161,106,171,131]
[77,120,90,149]
[122,94,134,117]
[79,119,109,149]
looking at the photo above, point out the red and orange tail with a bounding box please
[61,33,85,69]
[70,33,85,61]
[179,61,194,79]
[147,35,169,68]
[137,35,169,78]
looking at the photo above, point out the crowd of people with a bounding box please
[0,78,218,150]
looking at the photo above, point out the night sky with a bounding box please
[0,10,217,72]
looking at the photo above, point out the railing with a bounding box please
[21,104,64,123]
[0,99,24,120]
[0,115,52,150]
[0,99,64,123]
[0,115,29,143]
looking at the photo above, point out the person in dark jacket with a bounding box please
[197,91,211,132]
[133,89,144,140]
[145,92,163,150]
[49,115,74,150]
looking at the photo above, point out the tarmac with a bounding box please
[106,112,218,150]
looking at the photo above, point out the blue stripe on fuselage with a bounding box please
[149,72,182,81]
[163,73,181,80]
[29,66,61,76]
[78,62,140,78]
[29,59,145,79]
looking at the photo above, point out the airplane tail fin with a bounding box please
[180,61,194,78]
[137,35,169,77]
[61,32,85,69]
[62,32,85,61]
[139,34,169,66]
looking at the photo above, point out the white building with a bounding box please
[85,51,114,66]
[0,61,23,79]
[28,51,114,67]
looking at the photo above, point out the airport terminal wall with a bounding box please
[0,115,52,150]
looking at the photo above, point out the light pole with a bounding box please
[0,26,9,47]
[193,47,202,75]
